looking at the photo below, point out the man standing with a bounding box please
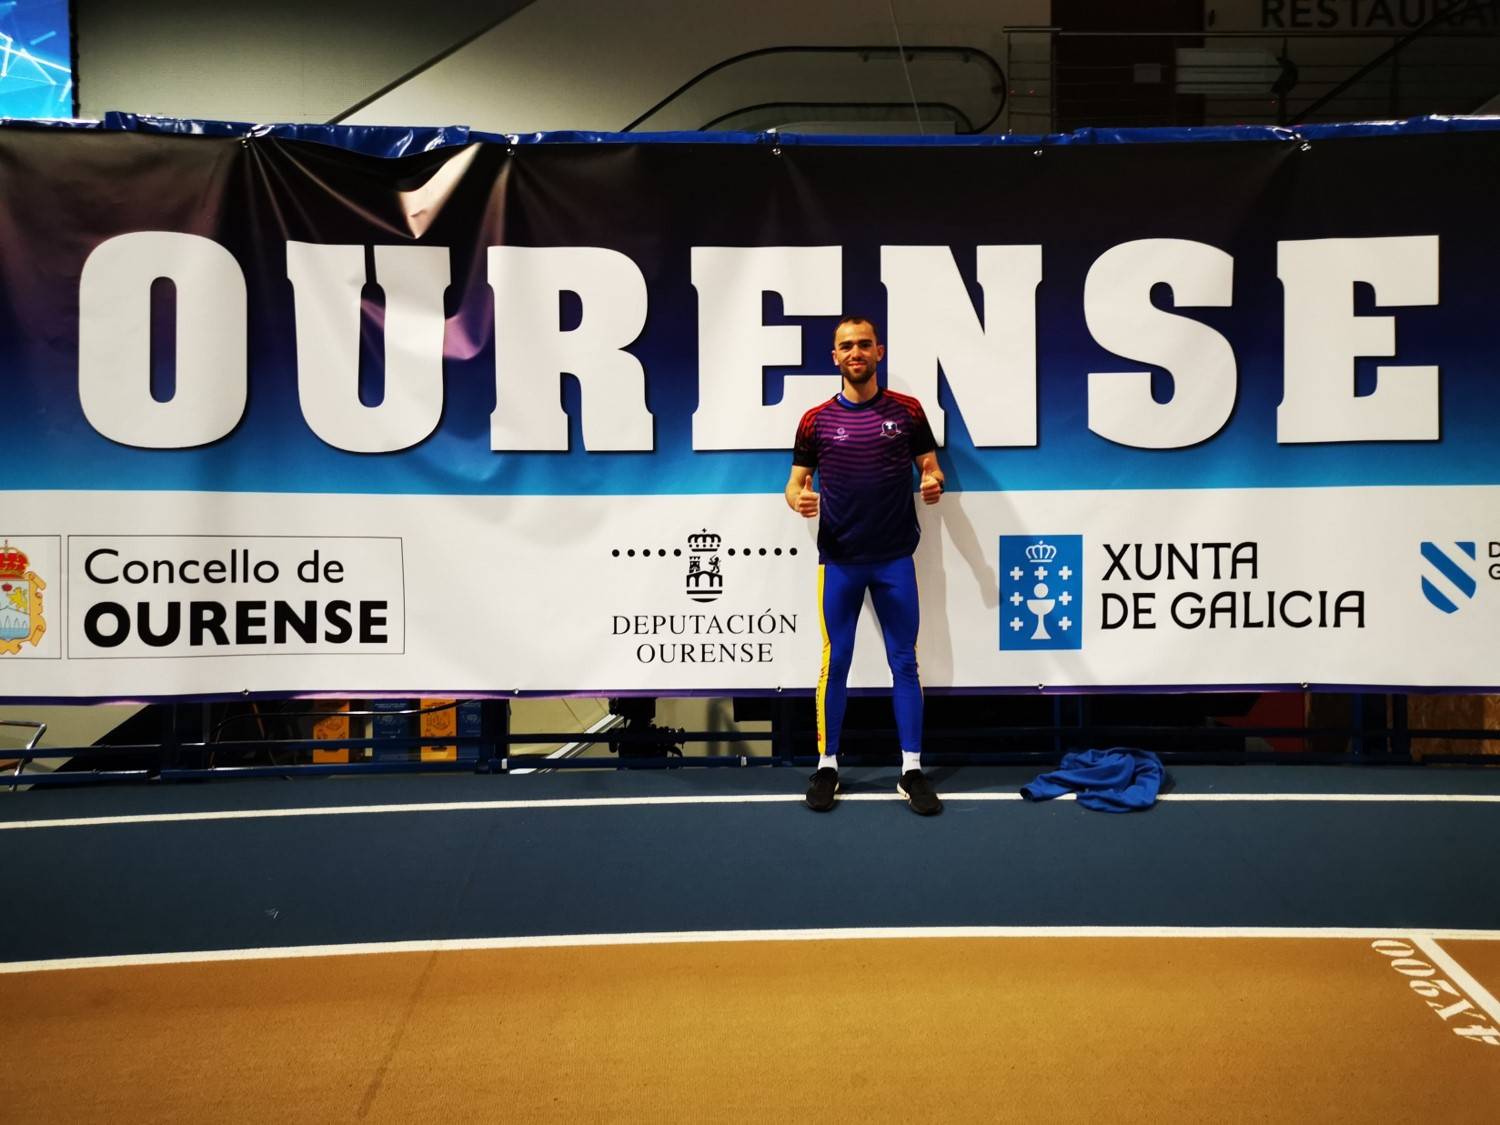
[786,316,945,815]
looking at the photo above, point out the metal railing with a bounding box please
[621,44,1007,134]
[1,718,45,790]
[2,696,1495,788]
[698,101,974,134]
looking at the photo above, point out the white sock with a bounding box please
[901,750,922,774]
[818,754,839,773]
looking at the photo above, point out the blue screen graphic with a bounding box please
[0,2,73,119]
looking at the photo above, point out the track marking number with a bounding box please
[1370,940,1500,1046]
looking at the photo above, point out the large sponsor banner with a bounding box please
[2,122,1499,698]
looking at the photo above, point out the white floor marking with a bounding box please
[1412,935,1500,1027]
[2,789,1499,831]
[5,925,1500,975]
[1158,793,1500,803]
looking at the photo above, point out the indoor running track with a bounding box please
[4,765,1498,1121]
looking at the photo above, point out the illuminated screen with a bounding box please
[0,1,74,119]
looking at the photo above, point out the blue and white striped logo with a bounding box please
[1419,541,1477,614]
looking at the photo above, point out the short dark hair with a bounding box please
[834,315,880,342]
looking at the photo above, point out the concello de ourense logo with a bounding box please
[0,541,46,654]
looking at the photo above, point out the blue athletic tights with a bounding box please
[817,556,923,758]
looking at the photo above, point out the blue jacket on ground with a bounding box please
[1020,748,1167,812]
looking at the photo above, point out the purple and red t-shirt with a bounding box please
[792,388,937,565]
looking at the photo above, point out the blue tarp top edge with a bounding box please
[0,112,472,156]
[3,111,1498,156]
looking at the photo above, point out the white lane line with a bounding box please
[1162,793,1500,803]
[1412,935,1500,1028]
[2,789,1499,830]
[0,795,801,830]
[5,925,1500,975]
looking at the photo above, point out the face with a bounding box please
[832,320,884,387]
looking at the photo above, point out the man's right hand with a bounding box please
[796,481,819,518]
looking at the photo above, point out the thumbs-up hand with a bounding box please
[796,480,820,518]
[920,471,944,505]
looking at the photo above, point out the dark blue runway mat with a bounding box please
[4,762,1500,824]
[3,766,1498,964]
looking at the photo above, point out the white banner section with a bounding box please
[66,536,405,660]
[1,486,1497,697]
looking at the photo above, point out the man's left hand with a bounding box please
[920,472,944,505]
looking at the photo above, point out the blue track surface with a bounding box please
[4,766,1499,964]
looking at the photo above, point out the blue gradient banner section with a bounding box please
[3,125,1499,496]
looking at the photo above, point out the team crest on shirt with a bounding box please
[881,419,902,438]
[0,541,46,655]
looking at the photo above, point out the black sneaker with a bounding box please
[805,767,839,811]
[897,769,943,816]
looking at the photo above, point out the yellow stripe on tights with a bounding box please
[816,564,828,757]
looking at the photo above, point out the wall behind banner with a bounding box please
[75,0,1048,132]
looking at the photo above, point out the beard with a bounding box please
[841,363,876,386]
